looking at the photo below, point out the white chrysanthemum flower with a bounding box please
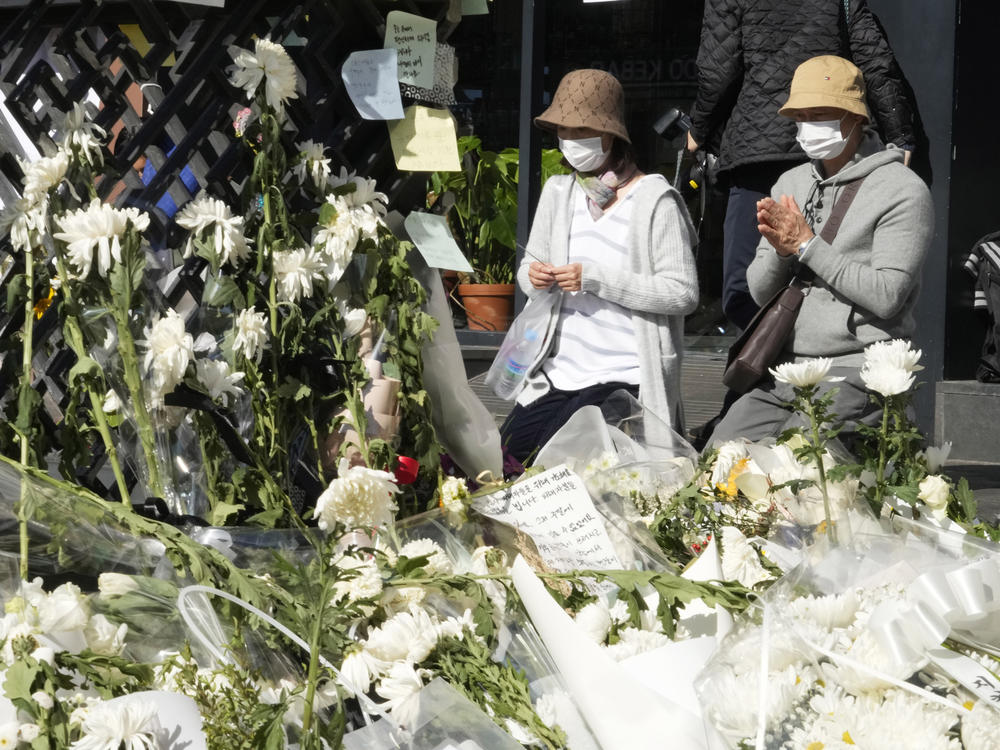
[860,361,915,397]
[375,660,427,717]
[175,193,250,267]
[273,246,325,302]
[31,690,54,710]
[19,151,69,201]
[770,357,844,387]
[365,606,439,664]
[0,722,18,748]
[437,609,477,641]
[337,302,367,339]
[37,582,90,634]
[101,389,121,414]
[137,309,194,401]
[784,590,859,631]
[338,648,388,697]
[399,538,453,575]
[574,601,612,644]
[59,102,106,166]
[863,338,924,373]
[229,38,299,117]
[84,614,128,656]
[918,474,951,519]
[293,139,331,188]
[962,701,1000,750]
[233,308,269,363]
[332,554,383,603]
[605,627,672,661]
[720,526,772,588]
[53,199,150,278]
[329,167,389,214]
[439,476,469,514]
[69,698,159,750]
[0,196,47,254]
[710,440,750,488]
[195,358,245,407]
[314,457,399,531]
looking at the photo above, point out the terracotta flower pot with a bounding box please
[457,283,515,332]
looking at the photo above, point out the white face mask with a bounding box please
[559,136,610,172]
[795,118,856,160]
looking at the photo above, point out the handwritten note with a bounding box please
[342,49,404,120]
[384,11,437,89]
[474,465,623,574]
[404,212,474,272]
[461,0,490,15]
[388,106,460,172]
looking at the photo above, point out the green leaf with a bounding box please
[69,355,102,384]
[203,274,244,308]
[208,501,244,527]
[6,273,26,311]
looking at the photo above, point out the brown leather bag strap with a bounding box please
[818,177,866,244]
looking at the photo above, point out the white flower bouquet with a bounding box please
[695,515,1000,749]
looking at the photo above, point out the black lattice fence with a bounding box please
[0,0,458,498]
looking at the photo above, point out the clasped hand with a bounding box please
[757,195,814,257]
[529,261,583,292]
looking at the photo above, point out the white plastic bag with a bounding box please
[484,287,560,400]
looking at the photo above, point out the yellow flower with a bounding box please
[715,457,750,498]
[33,286,55,319]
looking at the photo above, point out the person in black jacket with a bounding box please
[687,0,919,332]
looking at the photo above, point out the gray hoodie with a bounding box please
[747,133,934,364]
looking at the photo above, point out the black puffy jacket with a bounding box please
[689,0,917,172]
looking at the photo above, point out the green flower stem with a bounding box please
[110,304,164,499]
[53,252,131,506]
[17,249,36,579]
[802,388,838,544]
[874,399,890,507]
[64,317,131,506]
[300,561,333,739]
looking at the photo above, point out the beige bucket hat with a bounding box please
[779,55,871,121]
[534,69,631,143]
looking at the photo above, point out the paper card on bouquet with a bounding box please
[473,464,623,579]
[404,212,473,273]
[384,11,437,89]
[461,0,490,14]
[388,106,461,172]
[342,49,404,120]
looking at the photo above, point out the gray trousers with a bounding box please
[706,365,884,452]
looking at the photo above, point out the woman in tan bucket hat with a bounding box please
[499,69,700,464]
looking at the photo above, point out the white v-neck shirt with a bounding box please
[541,178,646,391]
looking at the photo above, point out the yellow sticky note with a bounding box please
[388,106,461,172]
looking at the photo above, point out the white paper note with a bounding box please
[404,212,474,272]
[384,11,437,90]
[461,0,490,15]
[474,464,623,572]
[341,49,404,120]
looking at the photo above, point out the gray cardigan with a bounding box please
[747,134,934,364]
[515,174,699,434]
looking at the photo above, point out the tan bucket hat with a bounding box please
[534,69,631,143]
[778,55,870,121]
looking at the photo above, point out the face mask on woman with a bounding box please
[559,136,610,172]
[795,117,857,160]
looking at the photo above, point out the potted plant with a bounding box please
[428,135,568,331]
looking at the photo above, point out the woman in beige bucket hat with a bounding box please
[498,69,700,464]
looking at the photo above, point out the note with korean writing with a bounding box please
[342,49,404,120]
[384,11,436,89]
[404,212,474,272]
[388,106,460,172]
[474,464,623,574]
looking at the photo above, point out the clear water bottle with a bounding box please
[490,328,539,399]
